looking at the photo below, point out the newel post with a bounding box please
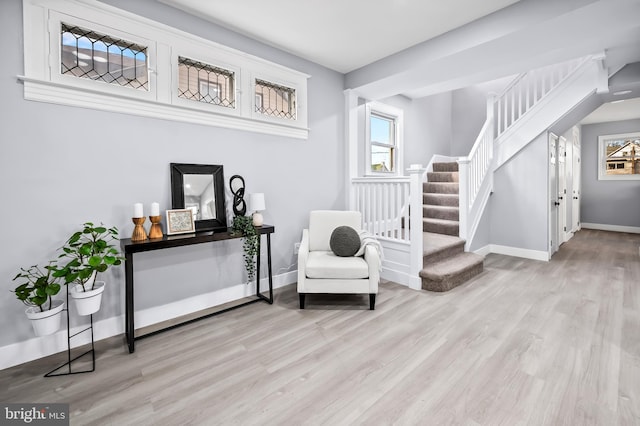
[457,158,469,243]
[407,164,425,290]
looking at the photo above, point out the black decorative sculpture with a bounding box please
[229,175,246,217]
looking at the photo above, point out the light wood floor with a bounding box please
[1,229,639,425]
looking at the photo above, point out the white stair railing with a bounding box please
[496,56,588,138]
[458,96,494,246]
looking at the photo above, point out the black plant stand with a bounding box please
[44,285,96,377]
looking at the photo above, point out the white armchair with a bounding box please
[297,210,380,310]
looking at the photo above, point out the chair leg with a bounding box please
[369,294,376,310]
[299,293,306,309]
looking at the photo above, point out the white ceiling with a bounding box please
[581,97,640,125]
[160,0,521,73]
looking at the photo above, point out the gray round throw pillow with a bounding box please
[330,226,360,257]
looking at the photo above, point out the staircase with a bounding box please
[420,162,484,291]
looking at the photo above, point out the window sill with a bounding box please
[18,75,309,140]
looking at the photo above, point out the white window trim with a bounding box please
[597,131,640,180]
[365,102,404,176]
[20,0,309,139]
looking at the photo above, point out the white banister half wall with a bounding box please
[351,168,424,290]
[352,177,411,242]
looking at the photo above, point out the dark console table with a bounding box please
[120,225,274,353]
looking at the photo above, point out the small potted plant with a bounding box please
[231,215,259,281]
[55,222,124,315]
[12,262,64,336]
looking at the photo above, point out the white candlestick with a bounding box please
[150,202,160,217]
[133,203,144,218]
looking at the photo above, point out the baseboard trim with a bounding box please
[581,223,640,234]
[488,244,549,261]
[0,271,296,371]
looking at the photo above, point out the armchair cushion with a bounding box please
[305,251,369,279]
[329,226,361,257]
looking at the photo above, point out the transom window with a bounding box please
[61,24,148,90]
[255,79,296,120]
[178,57,235,108]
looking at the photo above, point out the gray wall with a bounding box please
[581,118,640,227]
[490,133,549,251]
[405,92,453,165]
[0,0,345,347]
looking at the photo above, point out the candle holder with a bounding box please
[148,215,163,239]
[131,217,148,242]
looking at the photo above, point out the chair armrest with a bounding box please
[297,229,309,292]
[364,244,380,294]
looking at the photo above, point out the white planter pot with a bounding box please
[25,300,64,336]
[70,281,105,316]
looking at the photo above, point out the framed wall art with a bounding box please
[166,208,196,235]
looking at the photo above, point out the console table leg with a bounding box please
[125,252,135,353]
[267,234,273,304]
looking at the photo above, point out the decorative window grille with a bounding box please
[61,24,148,90]
[178,57,235,108]
[255,79,296,120]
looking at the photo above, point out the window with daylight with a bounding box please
[61,24,148,90]
[598,132,640,180]
[178,57,235,108]
[255,79,296,120]
[365,103,403,175]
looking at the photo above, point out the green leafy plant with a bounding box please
[55,222,124,291]
[231,215,259,281]
[12,262,62,312]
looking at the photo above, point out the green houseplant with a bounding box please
[55,222,124,315]
[231,215,259,281]
[12,262,64,336]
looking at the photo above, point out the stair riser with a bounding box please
[423,194,459,207]
[424,206,459,221]
[427,172,459,183]
[423,242,465,264]
[421,263,483,292]
[423,220,459,236]
[432,162,459,173]
[423,182,459,194]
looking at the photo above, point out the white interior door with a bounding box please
[558,136,567,246]
[564,139,574,242]
[572,127,581,232]
[549,133,559,257]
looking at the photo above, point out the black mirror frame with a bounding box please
[170,163,227,232]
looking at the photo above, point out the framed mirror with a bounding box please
[170,163,227,232]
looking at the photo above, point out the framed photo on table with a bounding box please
[166,209,195,235]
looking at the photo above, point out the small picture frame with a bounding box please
[166,209,195,235]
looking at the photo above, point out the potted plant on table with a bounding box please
[12,262,64,336]
[231,215,259,281]
[55,222,124,316]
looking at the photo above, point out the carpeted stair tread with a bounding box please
[423,232,465,263]
[423,193,459,207]
[420,252,484,292]
[423,232,465,255]
[427,171,459,182]
[432,162,459,172]
[424,205,459,221]
[423,218,459,236]
[423,182,459,194]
